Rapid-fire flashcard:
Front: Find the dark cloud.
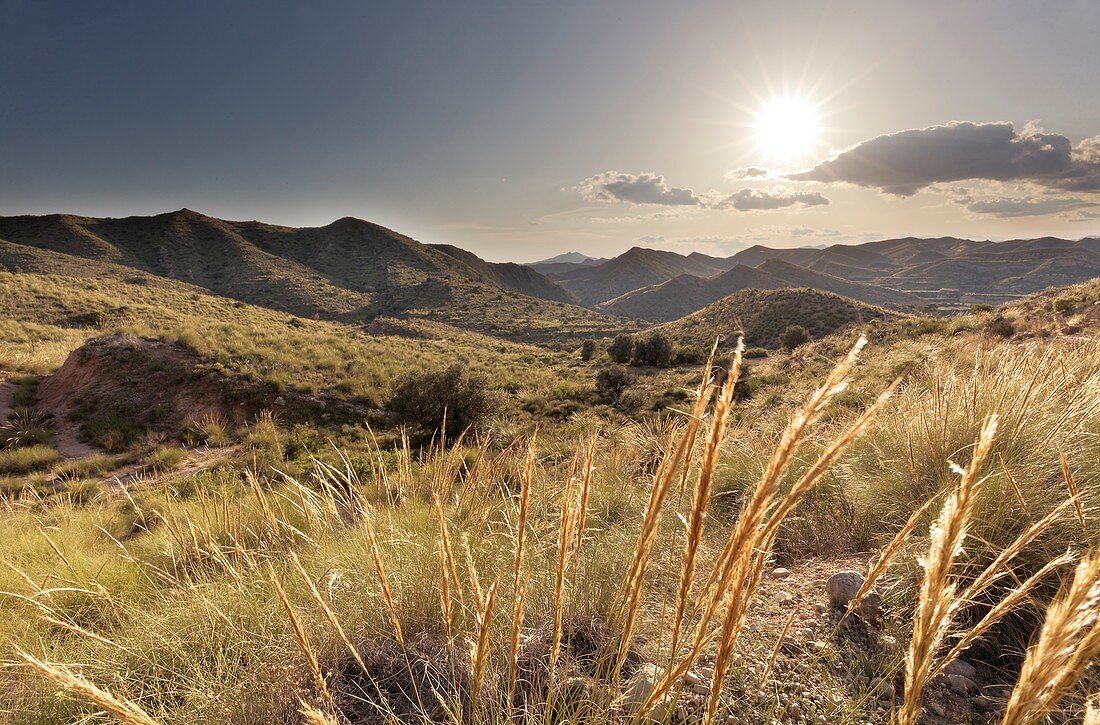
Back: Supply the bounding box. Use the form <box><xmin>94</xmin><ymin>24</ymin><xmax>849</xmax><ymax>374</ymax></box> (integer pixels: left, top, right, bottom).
<box><xmin>787</xmin><ymin>121</ymin><xmax>1100</xmax><ymax>195</ymax></box>
<box><xmin>725</xmin><ymin>167</ymin><xmax>770</xmax><ymax>179</ymax></box>
<box><xmin>715</xmin><ymin>187</ymin><xmax>830</xmax><ymax>211</ymax></box>
<box><xmin>962</xmin><ymin>195</ymin><xmax>1099</xmax><ymax>218</ymax></box>
<box><xmin>577</xmin><ymin>171</ymin><xmax>700</xmax><ymax>206</ymax></box>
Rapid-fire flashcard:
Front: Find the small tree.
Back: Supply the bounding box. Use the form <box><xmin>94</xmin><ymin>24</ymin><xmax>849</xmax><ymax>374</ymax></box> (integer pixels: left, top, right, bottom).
<box><xmin>780</xmin><ymin>324</ymin><xmax>810</xmax><ymax>350</ymax></box>
<box><xmin>580</xmin><ymin>338</ymin><xmax>599</xmax><ymax>361</ymax></box>
<box><xmin>595</xmin><ymin>365</ymin><xmax>634</xmax><ymax>403</ymax></box>
<box><xmin>607</xmin><ymin>334</ymin><xmax>635</xmax><ymax>363</ymax></box>
<box><xmin>388</xmin><ymin>364</ymin><xmax>496</xmax><ymax>441</ymax></box>
<box><xmin>632</xmin><ymin>331</ymin><xmax>673</xmax><ymax>367</ymax></box>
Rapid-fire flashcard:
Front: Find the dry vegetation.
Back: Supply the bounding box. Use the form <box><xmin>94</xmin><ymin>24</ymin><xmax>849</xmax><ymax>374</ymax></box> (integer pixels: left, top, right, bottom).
<box><xmin>0</xmin><ymin>278</ymin><xmax>1098</xmax><ymax>723</ymax></box>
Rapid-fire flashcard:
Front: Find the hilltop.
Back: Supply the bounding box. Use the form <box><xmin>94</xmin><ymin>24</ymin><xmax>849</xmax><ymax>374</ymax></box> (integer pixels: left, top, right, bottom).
<box><xmin>549</xmin><ymin>247</ymin><xmax>738</xmax><ymax>306</ymax></box>
<box><xmin>657</xmin><ymin>287</ymin><xmax>897</xmax><ymax>348</ymax></box>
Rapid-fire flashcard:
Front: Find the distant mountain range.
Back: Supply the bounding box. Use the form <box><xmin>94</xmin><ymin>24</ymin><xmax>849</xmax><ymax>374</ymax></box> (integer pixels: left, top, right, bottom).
<box><xmin>2</xmin><ymin>209</ymin><xmax>1097</xmax><ymax>344</ymax></box>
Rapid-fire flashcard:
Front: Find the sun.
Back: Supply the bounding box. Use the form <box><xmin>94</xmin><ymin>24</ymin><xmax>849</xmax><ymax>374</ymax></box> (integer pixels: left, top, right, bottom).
<box><xmin>754</xmin><ymin>95</ymin><xmax>820</xmax><ymax>164</ymax></box>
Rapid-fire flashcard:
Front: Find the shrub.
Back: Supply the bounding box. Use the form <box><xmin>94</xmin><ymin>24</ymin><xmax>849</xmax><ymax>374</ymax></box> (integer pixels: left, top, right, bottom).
<box><xmin>970</xmin><ymin>303</ymin><xmax>994</xmax><ymax>313</ymax></box>
<box><xmin>607</xmin><ymin>334</ymin><xmax>634</xmax><ymax>363</ymax></box>
<box><xmin>671</xmin><ymin>346</ymin><xmax>706</xmax><ymax>366</ymax></box>
<box><xmin>780</xmin><ymin>324</ymin><xmax>810</xmax><ymax>350</ymax></box>
<box><xmin>594</xmin><ymin>365</ymin><xmax>634</xmax><ymax>403</ymax></box>
<box><xmin>631</xmin><ymin>332</ymin><xmax>673</xmax><ymax>367</ymax></box>
<box><xmin>182</xmin><ymin>414</ymin><xmax>233</xmax><ymax>447</ymax></box>
<box><xmin>388</xmin><ymin>364</ymin><xmax>497</xmax><ymax>441</ymax></box>
<box><xmin>985</xmin><ymin>316</ymin><xmax>1016</xmax><ymax>338</ymax></box>
<box><xmin>743</xmin><ymin>347</ymin><xmax>769</xmax><ymax>359</ymax></box>
<box><xmin>580</xmin><ymin>339</ymin><xmax>599</xmax><ymax>361</ymax></box>
<box><xmin>144</xmin><ymin>445</ymin><xmax>186</xmax><ymax>472</ymax></box>
<box><xmin>1051</xmin><ymin>297</ymin><xmax>1076</xmax><ymax>313</ymax></box>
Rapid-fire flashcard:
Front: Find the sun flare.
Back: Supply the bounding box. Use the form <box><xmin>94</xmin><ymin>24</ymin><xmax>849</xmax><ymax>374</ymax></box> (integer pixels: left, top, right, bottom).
<box><xmin>754</xmin><ymin>95</ymin><xmax>820</xmax><ymax>164</ymax></box>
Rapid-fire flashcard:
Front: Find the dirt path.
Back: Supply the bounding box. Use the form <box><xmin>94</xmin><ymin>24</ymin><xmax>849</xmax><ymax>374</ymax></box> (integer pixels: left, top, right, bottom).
<box><xmin>50</xmin><ymin>418</ymin><xmax>99</xmax><ymax>459</ymax></box>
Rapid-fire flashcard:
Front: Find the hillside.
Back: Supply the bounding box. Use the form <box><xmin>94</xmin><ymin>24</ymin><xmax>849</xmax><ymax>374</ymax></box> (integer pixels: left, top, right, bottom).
<box><xmin>0</xmin><ymin>211</ymin><xmax>624</xmax><ymax>344</ymax></box>
<box><xmin>600</xmin><ymin>259</ymin><xmax>921</xmax><ymax>321</ymax></box>
<box><xmin>550</xmin><ymin>246</ymin><xmax>738</xmax><ymax>306</ymax></box>
<box><xmin>729</xmin><ymin>236</ymin><xmax>1100</xmax><ymax>305</ymax></box>
<box><xmin>657</xmin><ymin>287</ymin><xmax>897</xmax><ymax>348</ymax></box>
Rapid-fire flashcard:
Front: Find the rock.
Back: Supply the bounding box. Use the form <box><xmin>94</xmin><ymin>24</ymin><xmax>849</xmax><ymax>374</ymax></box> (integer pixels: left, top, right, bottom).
<box><xmin>943</xmin><ymin>659</ymin><xmax>977</xmax><ymax>679</ymax></box>
<box><xmin>946</xmin><ymin>674</ymin><xmax>979</xmax><ymax>695</ymax></box>
<box><xmin>871</xmin><ymin>678</ymin><xmax>895</xmax><ymax>702</ymax></box>
<box><xmin>622</xmin><ymin>663</ymin><xmax>663</xmax><ymax>714</ymax></box>
<box><xmin>926</xmin><ymin>701</ymin><xmax>946</xmax><ymax>717</ymax></box>
<box><xmin>972</xmin><ymin>695</ymin><xmax>999</xmax><ymax>711</ymax></box>
<box><xmin>857</xmin><ymin>591</ymin><xmax>883</xmax><ymax>623</ymax></box>
<box><xmin>780</xmin><ymin>636</ymin><xmax>801</xmax><ymax>655</ymax></box>
<box><xmin>556</xmin><ymin>676</ymin><xmax>594</xmax><ymax>705</ymax></box>
<box><xmin>825</xmin><ymin>571</ymin><xmax>864</xmax><ymax>607</ymax></box>
<box><xmin>273</xmin><ymin>396</ymin><xmax>286</xmax><ymax>406</ymax></box>
<box><xmin>771</xmin><ymin>567</ymin><xmax>792</xmax><ymax>579</ymax></box>
<box><xmin>777</xmin><ymin>590</ymin><xmax>795</xmax><ymax>606</ymax></box>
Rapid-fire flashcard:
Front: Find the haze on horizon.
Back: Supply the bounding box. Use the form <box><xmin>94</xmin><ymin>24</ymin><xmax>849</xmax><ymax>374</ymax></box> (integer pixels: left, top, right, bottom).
<box><xmin>2</xmin><ymin>0</ymin><xmax>1099</xmax><ymax>262</ymax></box>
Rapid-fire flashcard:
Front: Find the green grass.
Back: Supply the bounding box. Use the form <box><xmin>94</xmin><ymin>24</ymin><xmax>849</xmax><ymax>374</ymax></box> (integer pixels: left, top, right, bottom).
<box><xmin>0</xmin><ymin>444</ymin><xmax>60</xmax><ymax>475</ymax></box>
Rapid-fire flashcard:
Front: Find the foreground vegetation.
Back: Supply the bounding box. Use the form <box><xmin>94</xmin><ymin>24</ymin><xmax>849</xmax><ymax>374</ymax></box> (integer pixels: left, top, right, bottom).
<box><xmin>0</xmin><ymin>278</ymin><xmax>1098</xmax><ymax>723</ymax></box>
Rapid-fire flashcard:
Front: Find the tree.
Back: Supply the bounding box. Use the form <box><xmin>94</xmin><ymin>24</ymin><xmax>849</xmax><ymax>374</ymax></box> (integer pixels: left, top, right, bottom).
<box><xmin>780</xmin><ymin>324</ymin><xmax>810</xmax><ymax>350</ymax></box>
<box><xmin>388</xmin><ymin>364</ymin><xmax>497</xmax><ymax>441</ymax></box>
<box><xmin>632</xmin><ymin>331</ymin><xmax>673</xmax><ymax>367</ymax></box>
<box><xmin>580</xmin><ymin>338</ymin><xmax>599</xmax><ymax>361</ymax></box>
<box><xmin>595</xmin><ymin>365</ymin><xmax>634</xmax><ymax>403</ymax></box>
<box><xmin>607</xmin><ymin>334</ymin><xmax>635</xmax><ymax>363</ymax></box>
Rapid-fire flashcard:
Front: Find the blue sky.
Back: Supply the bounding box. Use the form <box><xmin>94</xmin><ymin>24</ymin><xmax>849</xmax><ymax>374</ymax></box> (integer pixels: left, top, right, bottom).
<box><xmin>2</xmin><ymin>0</ymin><xmax>1099</xmax><ymax>260</ymax></box>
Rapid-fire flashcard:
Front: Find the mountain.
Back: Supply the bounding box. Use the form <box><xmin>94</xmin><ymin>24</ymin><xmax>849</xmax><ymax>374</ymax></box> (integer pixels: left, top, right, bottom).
<box><xmin>0</xmin><ymin>210</ymin><xmax>622</xmax><ymax>344</ymax></box>
<box><xmin>728</xmin><ymin>236</ymin><xmax>1100</xmax><ymax>303</ymax></box>
<box><xmin>551</xmin><ymin>247</ymin><xmax>738</xmax><ymax>306</ymax></box>
<box><xmin>527</xmin><ymin>251</ymin><xmax>608</xmax><ymax>276</ymax></box>
<box><xmin>657</xmin><ymin>288</ymin><xmax>897</xmax><ymax>349</ymax></box>
<box><xmin>599</xmin><ymin>258</ymin><xmax>923</xmax><ymax>321</ymax></box>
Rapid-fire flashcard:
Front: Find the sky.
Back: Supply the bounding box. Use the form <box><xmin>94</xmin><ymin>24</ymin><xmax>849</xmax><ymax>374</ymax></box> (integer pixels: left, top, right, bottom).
<box><xmin>2</xmin><ymin>0</ymin><xmax>1099</xmax><ymax>262</ymax></box>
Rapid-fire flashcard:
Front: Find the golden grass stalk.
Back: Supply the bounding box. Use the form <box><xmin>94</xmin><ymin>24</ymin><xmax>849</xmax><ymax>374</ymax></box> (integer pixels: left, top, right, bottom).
<box><xmin>550</xmin><ymin>472</ymin><xmax>579</xmax><ymax>679</ymax></box>
<box><xmin>676</xmin><ymin>336</ymin><xmax>721</xmax><ymax>496</ymax></box>
<box><xmin>270</xmin><ymin>565</ymin><xmax>338</xmax><ymax>713</ymax></box>
<box><xmin>573</xmin><ymin>434</ymin><xmax>597</xmax><ymax>568</ymax></box>
<box><xmin>671</xmin><ymin>337</ymin><xmax>743</xmax><ymax>652</ymax></box>
<box><xmin>615</xmin><ymin>362</ymin><xmax>719</xmax><ymax>677</ymax></box>
<box><xmin>17</xmin><ymin>649</ymin><xmax>162</xmax><ymax>725</ymax></box>
<box><xmin>934</xmin><ymin>551</ymin><xmax>1074</xmax><ymax>677</ymax></box>
<box><xmin>898</xmin><ymin>414</ymin><xmax>998</xmax><ymax>725</ymax></box>
<box><xmin>471</xmin><ymin>578</ymin><xmax>500</xmax><ymax>717</ymax></box>
<box><xmin>299</xmin><ymin>701</ymin><xmax>339</xmax><ymax>725</ymax></box>
<box><xmin>1000</xmin><ymin>455</ymin><xmax>1030</xmax><ymax>518</ymax></box>
<box><xmin>1059</xmin><ymin>448</ymin><xmax>1086</xmax><ymax>531</ymax></box>
<box><xmin>1085</xmin><ymin>695</ymin><xmax>1100</xmax><ymax>725</ymax></box>
<box><xmin>289</xmin><ymin>552</ymin><xmax>367</xmax><ymax>675</ymax></box>
<box><xmin>846</xmin><ymin>495</ymin><xmax>938</xmax><ymax>618</ymax></box>
<box><xmin>364</xmin><ymin>508</ymin><xmax>404</xmax><ymax>645</ymax></box>
<box><xmin>1002</xmin><ymin>553</ymin><xmax>1100</xmax><ymax>725</ymax></box>
<box><xmin>436</xmin><ymin>497</ymin><xmax>464</xmax><ymax>610</ymax></box>
<box><xmin>641</xmin><ymin>336</ymin><xmax>871</xmax><ymax>721</ymax></box>
<box><xmin>758</xmin><ymin>606</ymin><xmax>798</xmax><ymax>691</ymax></box>
<box><xmin>507</xmin><ymin>436</ymin><xmax>535</xmax><ymax>706</ymax></box>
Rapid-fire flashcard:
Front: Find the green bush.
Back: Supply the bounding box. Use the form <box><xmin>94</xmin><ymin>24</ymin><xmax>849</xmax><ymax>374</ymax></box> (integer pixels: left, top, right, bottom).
<box><xmin>388</xmin><ymin>364</ymin><xmax>497</xmax><ymax>441</ymax></box>
<box><xmin>631</xmin><ymin>332</ymin><xmax>673</xmax><ymax>367</ymax></box>
<box><xmin>1052</xmin><ymin>297</ymin><xmax>1076</xmax><ymax>313</ymax></box>
<box><xmin>595</xmin><ymin>365</ymin><xmax>634</xmax><ymax>404</ymax></box>
<box><xmin>580</xmin><ymin>339</ymin><xmax>599</xmax><ymax>361</ymax></box>
<box><xmin>780</xmin><ymin>324</ymin><xmax>810</xmax><ymax>350</ymax></box>
<box><xmin>144</xmin><ymin>445</ymin><xmax>187</xmax><ymax>472</ymax></box>
<box><xmin>607</xmin><ymin>334</ymin><xmax>634</xmax><ymax>363</ymax></box>
<box><xmin>743</xmin><ymin>347</ymin><xmax>769</xmax><ymax>359</ymax></box>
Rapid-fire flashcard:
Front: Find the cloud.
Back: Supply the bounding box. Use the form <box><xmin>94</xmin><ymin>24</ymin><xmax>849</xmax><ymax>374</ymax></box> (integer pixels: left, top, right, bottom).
<box><xmin>961</xmin><ymin>196</ymin><xmax>1099</xmax><ymax>218</ymax></box>
<box><xmin>787</xmin><ymin>121</ymin><xmax>1100</xmax><ymax>195</ymax></box>
<box><xmin>577</xmin><ymin>171</ymin><xmax>700</xmax><ymax>206</ymax></box>
<box><xmin>725</xmin><ymin>167</ymin><xmax>770</xmax><ymax>180</ymax></box>
<box><xmin>638</xmin><ymin>235</ymin><xmax>748</xmax><ymax>256</ymax></box>
<box><xmin>715</xmin><ymin>187</ymin><xmax>830</xmax><ymax>211</ymax></box>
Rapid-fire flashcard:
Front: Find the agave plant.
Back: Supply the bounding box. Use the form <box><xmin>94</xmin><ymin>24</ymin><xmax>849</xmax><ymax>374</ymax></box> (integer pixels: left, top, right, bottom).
<box><xmin>0</xmin><ymin>407</ymin><xmax>54</xmax><ymax>449</ymax></box>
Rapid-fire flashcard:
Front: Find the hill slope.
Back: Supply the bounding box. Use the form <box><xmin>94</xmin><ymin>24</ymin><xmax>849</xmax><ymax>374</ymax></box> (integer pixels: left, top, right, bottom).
<box><xmin>599</xmin><ymin>259</ymin><xmax>921</xmax><ymax>321</ymax></box>
<box><xmin>0</xmin><ymin>211</ymin><xmax>621</xmax><ymax>344</ymax></box>
<box><xmin>657</xmin><ymin>288</ymin><xmax>897</xmax><ymax>348</ymax></box>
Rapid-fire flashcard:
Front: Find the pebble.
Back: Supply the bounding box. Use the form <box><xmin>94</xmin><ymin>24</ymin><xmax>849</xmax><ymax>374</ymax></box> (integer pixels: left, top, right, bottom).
<box><xmin>771</xmin><ymin>567</ymin><xmax>792</xmax><ymax>579</ymax></box>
